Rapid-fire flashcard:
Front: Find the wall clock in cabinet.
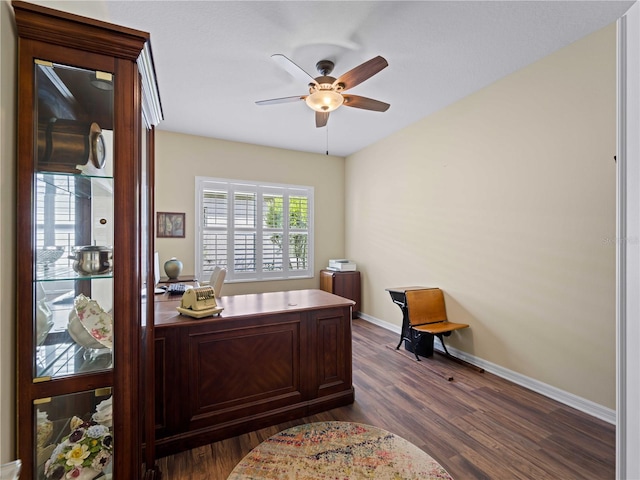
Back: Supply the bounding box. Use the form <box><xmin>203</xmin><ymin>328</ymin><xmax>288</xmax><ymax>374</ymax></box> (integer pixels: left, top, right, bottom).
<box><xmin>13</xmin><ymin>1</ymin><xmax>163</xmax><ymax>478</ymax></box>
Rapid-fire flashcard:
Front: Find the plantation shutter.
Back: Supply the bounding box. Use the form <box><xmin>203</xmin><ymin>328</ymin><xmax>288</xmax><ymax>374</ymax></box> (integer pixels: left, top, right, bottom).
<box><xmin>196</xmin><ymin>177</ymin><xmax>314</xmax><ymax>283</ymax></box>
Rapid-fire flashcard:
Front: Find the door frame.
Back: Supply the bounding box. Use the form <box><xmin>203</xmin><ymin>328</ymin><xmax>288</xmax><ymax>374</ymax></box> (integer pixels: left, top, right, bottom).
<box><xmin>616</xmin><ymin>3</ymin><xmax>640</xmax><ymax>478</ymax></box>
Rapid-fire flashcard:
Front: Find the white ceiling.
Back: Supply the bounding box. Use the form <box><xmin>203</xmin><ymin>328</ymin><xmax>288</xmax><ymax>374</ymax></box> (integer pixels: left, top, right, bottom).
<box><xmin>39</xmin><ymin>1</ymin><xmax>634</xmax><ymax>157</ymax></box>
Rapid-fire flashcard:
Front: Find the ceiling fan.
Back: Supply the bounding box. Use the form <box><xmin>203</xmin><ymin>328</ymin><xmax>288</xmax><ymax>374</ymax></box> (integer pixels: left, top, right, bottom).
<box><xmin>256</xmin><ymin>54</ymin><xmax>390</xmax><ymax>128</ymax></box>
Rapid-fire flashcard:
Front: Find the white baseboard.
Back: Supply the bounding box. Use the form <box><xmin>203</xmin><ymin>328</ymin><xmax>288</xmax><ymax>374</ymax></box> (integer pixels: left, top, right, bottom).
<box><xmin>357</xmin><ymin>313</ymin><xmax>616</xmax><ymax>425</ymax></box>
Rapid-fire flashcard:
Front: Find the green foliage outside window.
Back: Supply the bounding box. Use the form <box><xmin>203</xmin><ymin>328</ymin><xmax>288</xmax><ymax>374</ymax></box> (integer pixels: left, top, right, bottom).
<box><xmin>264</xmin><ymin>196</ymin><xmax>308</xmax><ymax>270</ymax></box>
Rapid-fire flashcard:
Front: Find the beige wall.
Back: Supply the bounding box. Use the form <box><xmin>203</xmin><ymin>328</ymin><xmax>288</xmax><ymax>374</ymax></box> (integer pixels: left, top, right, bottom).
<box><xmin>1</xmin><ymin>0</ymin><xmax>16</xmax><ymax>462</ymax></box>
<box><xmin>346</xmin><ymin>24</ymin><xmax>617</xmax><ymax>408</ymax></box>
<box><xmin>155</xmin><ymin>131</ymin><xmax>345</xmax><ymax>296</ymax></box>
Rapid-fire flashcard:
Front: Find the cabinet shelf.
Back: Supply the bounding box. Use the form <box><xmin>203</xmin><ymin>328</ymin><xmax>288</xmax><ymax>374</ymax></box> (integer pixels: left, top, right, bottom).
<box><xmin>36</xmin><ymin>293</ymin><xmax>113</xmax><ymax>379</ymax></box>
<box><xmin>36</xmin><ymin>341</ymin><xmax>112</xmax><ymax>379</ymax></box>
<box><xmin>35</xmin><ymin>170</ymin><xmax>114</xmax><ymax>278</ymax></box>
<box><xmin>35</xmin><ymin>265</ymin><xmax>113</xmax><ymax>282</ymax></box>
<box><xmin>37</xmin><ymin>173</ymin><xmax>113</xmax><ymax>199</ymax></box>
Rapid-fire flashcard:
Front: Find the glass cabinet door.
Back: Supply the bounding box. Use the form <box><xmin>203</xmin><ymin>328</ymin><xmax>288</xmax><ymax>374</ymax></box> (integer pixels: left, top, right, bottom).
<box><xmin>35</xmin><ymin>389</ymin><xmax>112</xmax><ymax>479</ymax></box>
<box><xmin>32</xmin><ymin>59</ymin><xmax>115</xmax><ymax>479</ymax></box>
<box><xmin>34</xmin><ymin>60</ymin><xmax>115</xmax><ymax>380</ymax></box>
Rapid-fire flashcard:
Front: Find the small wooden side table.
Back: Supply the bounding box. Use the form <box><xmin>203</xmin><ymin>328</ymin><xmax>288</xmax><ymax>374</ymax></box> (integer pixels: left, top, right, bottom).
<box><xmin>320</xmin><ymin>270</ymin><xmax>361</xmax><ymax>319</ymax></box>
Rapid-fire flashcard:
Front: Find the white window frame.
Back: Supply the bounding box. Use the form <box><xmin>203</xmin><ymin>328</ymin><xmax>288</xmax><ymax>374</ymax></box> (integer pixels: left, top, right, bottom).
<box><xmin>195</xmin><ymin>176</ymin><xmax>314</xmax><ymax>283</ymax></box>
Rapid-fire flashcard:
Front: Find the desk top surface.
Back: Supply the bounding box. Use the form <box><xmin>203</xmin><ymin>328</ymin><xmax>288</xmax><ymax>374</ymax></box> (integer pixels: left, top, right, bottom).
<box><xmin>154</xmin><ymin>288</ymin><xmax>355</xmax><ymax>327</ymax></box>
<box><xmin>159</xmin><ymin>275</ymin><xmax>198</xmax><ymax>284</ymax></box>
<box><xmin>385</xmin><ymin>286</ymin><xmax>435</xmax><ymax>294</ymax></box>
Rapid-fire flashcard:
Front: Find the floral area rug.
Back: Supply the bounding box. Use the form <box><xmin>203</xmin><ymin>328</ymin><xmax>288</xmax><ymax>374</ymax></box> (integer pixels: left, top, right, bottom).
<box><xmin>227</xmin><ymin>421</ymin><xmax>453</xmax><ymax>480</ymax></box>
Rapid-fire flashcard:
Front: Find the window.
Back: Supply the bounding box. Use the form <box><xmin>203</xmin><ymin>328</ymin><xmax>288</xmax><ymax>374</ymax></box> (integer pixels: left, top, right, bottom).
<box><xmin>36</xmin><ymin>174</ymin><xmax>77</xmax><ymax>251</ymax></box>
<box><xmin>36</xmin><ymin>174</ymin><xmax>78</xmax><ymax>298</ymax></box>
<box><xmin>196</xmin><ymin>177</ymin><xmax>314</xmax><ymax>283</ymax></box>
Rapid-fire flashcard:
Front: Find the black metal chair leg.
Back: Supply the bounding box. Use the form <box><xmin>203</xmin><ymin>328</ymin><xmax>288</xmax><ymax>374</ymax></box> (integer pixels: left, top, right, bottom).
<box><xmin>397</xmin><ymin>315</ymin><xmax>410</xmax><ymax>351</ymax></box>
<box><xmin>412</xmin><ymin>344</ymin><xmax>421</xmax><ymax>361</ymax></box>
<box><xmin>434</xmin><ymin>333</ymin><xmax>485</xmax><ymax>373</ymax></box>
<box><xmin>436</xmin><ymin>333</ymin><xmax>450</xmax><ymax>355</ymax></box>
<box><xmin>411</xmin><ymin>330</ymin><xmax>422</xmax><ymax>361</ymax></box>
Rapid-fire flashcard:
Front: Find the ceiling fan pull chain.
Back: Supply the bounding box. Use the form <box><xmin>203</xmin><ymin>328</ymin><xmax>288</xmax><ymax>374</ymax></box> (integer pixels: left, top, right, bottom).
<box><xmin>326</xmin><ymin>124</ymin><xmax>329</xmax><ymax>156</ymax></box>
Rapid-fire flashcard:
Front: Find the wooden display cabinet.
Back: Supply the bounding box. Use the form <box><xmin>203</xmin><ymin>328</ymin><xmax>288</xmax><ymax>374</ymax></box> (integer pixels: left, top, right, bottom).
<box><xmin>13</xmin><ymin>2</ymin><xmax>162</xmax><ymax>478</ymax></box>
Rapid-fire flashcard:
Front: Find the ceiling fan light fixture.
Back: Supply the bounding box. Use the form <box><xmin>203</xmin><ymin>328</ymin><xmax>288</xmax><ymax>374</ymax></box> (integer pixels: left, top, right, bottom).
<box><xmin>305</xmin><ymin>90</ymin><xmax>344</xmax><ymax>113</ymax></box>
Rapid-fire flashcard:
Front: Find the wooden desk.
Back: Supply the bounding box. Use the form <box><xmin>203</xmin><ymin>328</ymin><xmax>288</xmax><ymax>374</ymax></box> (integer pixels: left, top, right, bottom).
<box><xmin>154</xmin><ymin>289</ymin><xmax>355</xmax><ymax>457</ymax></box>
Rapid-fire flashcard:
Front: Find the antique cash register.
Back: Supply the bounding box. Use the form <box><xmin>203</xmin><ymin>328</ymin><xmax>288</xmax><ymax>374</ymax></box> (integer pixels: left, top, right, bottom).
<box><xmin>176</xmin><ymin>286</ymin><xmax>223</xmax><ymax>318</ymax></box>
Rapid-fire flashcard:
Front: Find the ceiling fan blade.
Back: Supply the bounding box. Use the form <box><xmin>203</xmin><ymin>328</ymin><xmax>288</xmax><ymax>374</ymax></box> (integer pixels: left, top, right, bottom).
<box><xmin>255</xmin><ymin>95</ymin><xmax>306</xmax><ymax>106</ymax></box>
<box><xmin>333</xmin><ymin>56</ymin><xmax>388</xmax><ymax>91</ymax></box>
<box><xmin>316</xmin><ymin>111</ymin><xmax>329</xmax><ymax>128</ymax></box>
<box><xmin>342</xmin><ymin>94</ymin><xmax>390</xmax><ymax>112</ymax></box>
<box><xmin>272</xmin><ymin>54</ymin><xmax>318</xmax><ymax>86</ymax></box>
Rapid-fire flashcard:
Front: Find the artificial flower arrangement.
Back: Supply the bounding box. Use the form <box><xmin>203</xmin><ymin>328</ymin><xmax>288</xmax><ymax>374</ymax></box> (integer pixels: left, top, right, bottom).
<box><xmin>43</xmin><ymin>415</ymin><xmax>113</xmax><ymax>479</ymax></box>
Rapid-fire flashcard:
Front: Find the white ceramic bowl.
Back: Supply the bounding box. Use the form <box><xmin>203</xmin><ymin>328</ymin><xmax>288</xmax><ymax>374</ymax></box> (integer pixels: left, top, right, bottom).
<box><xmin>73</xmin><ymin>294</ymin><xmax>113</xmax><ymax>349</ymax></box>
<box><xmin>68</xmin><ymin>309</ymin><xmax>106</xmax><ymax>350</ymax></box>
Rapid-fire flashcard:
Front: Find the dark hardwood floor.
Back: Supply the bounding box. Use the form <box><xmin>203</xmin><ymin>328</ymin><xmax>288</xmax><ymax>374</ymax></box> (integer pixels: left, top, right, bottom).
<box><xmin>156</xmin><ymin>318</ymin><xmax>615</xmax><ymax>479</ymax></box>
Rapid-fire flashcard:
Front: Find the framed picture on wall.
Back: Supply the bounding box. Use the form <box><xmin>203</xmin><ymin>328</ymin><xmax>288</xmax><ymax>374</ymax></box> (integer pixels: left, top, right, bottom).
<box><xmin>157</xmin><ymin>212</ymin><xmax>185</xmax><ymax>238</ymax></box>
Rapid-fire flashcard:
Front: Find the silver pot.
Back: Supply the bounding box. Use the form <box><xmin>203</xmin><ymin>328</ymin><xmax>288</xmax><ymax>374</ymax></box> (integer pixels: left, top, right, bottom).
<box><xmin>69</xmin><ymin>246</ymin><xmax>113</xmax><ymax>275</ymax></box>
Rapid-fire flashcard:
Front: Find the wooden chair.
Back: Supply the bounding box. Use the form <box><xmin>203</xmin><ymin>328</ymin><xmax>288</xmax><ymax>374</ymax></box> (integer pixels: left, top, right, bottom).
<box><xmin>398</xmin><ymin>288</ymin><xmax>469</xmax><ymax>362</ymax></box>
